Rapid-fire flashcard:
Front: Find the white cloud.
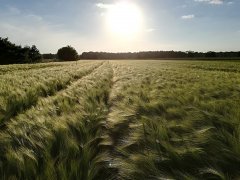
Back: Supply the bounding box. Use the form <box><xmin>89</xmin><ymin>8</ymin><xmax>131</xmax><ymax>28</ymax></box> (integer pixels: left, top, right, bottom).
<box><xmin>194</xmin><ymin>0</ymin><xmax>224</xmax><ymax>5</ymax></box>
<box><xmin>7</xmin><ymin>6</ymin><xmax>21</xmax><ymax>15</ymax></box>
<box><xmin>146</xmin><ymin>28</ymin><xmax>156</xmax><ymax>32</ymax></box>
<box><xmin>227</xmin><ymin>1</ymin><xmax>234</xmax><ymax>5</ymax></box>
<box><xmin>181</xmin><ymin>14</ymin><xmax>195</xmax><ymax>19</ymax></box>
<box><xmin>26</xmin><ymin>14</ymin><xmax>43</xmax><ymax>21</ymax></box>
<box><xmin>209</xmin><ymin>0</ymin><xmax>224</xmax><ymax>4</ymax></box>
<box><xmin>195</xmin><ymin>0</ymin><xmax>210</xmax><ymax>2</ymax></box>
<box><xmin>96</xmin><ymin>3</ymin><xmax>113</xmax><ymax>9</ymax></box>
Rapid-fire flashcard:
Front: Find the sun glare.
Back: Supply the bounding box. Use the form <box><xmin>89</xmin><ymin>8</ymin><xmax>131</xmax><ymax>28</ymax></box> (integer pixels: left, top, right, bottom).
<box><xmin>106</xmin><ymin>2</ymin><xmax>143</xmax><ymax>38</ymax></box>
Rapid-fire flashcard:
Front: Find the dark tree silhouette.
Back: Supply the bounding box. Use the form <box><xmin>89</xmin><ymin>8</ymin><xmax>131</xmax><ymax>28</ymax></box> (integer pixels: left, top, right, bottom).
<box><xmin>42</xmin><ymin>53</ymin><xmax>57</xmax><ymax>59</ymax></box>
<box><xmin>57</xmin><ymin>46</ymin><xmax>78</xmax><ymax>61</ymax></box>
<box><xmin>205</xmin><ymin>51</ymin><xmax>216</xmax><ymax>58</ymax></box>
<box><xmin>29</xmin><ymin>45</ymin><xmax>42</xmax><ymax>63</ymax></box>
<box><xmin>79</xmin><ymin>51</ymin><xmax>240</xmax><ymax>60</ymax></box>
<box><xmin>0</xmin><ymin>37</ymin><xmax>42</xmax><ymax>65</ymax></box>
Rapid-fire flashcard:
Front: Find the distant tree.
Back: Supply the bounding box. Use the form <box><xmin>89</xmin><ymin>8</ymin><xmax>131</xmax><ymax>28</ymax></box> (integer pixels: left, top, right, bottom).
<box><xmin>238</xmin><ymin>51</ymin><xmax>240</xmax><ymax>57</ymax></box>
<box><xmin>80</xmin><ymin>50</ymin><xmax>240</xmax><ymax>60</ymax></box>
<box><xmin>29</xmin><ymin>45</ymin><xmax>42</xmax><ymax>63</ymax></box>
<box><xmin>205</xmin><ymin>51</ymin><xmax>216</xmax><ymax>58</ymax></box>
<box><xmin>57</xmin><ymin>46</ymin><xmax>78</xmax><ymax>61</ymax></box>
<box><xmin>187</xmin><ymin>51</ymin><xmax>195</xmax><ymax>58</ymax></box>
<box><xmin>42</xmin><ymin>53</ymin><xmax>57</xmax><ymax>59</ymax></box>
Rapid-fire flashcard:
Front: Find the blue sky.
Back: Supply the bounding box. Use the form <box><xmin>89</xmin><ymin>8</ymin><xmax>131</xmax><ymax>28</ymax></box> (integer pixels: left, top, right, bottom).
<box><xmin>0</xmin><ymin>0</ymin><xmax>239</xmax><ymax>53</ymax></box>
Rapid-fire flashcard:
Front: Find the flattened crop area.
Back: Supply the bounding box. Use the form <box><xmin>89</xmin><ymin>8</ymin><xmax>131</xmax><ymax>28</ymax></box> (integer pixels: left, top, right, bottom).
<box><xmin>0</xmin><ymin>60</ymin><xmax>240</xmax><ymax>179</ymax></box>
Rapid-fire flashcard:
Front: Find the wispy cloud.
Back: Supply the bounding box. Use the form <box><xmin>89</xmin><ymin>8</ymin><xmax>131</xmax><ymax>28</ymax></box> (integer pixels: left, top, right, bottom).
<box><xmin>0</xmin><ymin>6</ymin><xmax>86</xmax><ymax>53</ymax></box>
<box><xmin>7</xmin><ymin>6</ymin><xmax>21</xmax><ymax>15</ymax></box>
<box><xmin>227</xmin><ymin>1</ymin><xmax>234</xmax><ymax>5</ymax></box>
<box><xmin>96</xmin><ymin>3</ymin><xmax>113</xmax><ymax>9</ymax></box>
<box><xmin>181</xmin><ymin>14</ymin><xmax>195</xmax><ymax>20</ymax></box>
<box><xmin>146</xmin><ymin>28</ymin><xmax>156</xmax><ymax>32</ymax></box>
<box><xmin>26</xmin><ymin>14</ymin><xmax>43</xmax><ymax>21</ymax></box>
<box><xmin>194</xmin><ymin>0</ymin><xmax>224</xmax><ymax>5</ymax></box>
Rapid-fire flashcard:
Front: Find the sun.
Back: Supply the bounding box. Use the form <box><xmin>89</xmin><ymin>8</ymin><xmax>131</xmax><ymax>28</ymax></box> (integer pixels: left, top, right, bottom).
<box><xmin>105</xmin><ymin>2</ymin><xmax>143</xmax><ymax>38</ymax></box>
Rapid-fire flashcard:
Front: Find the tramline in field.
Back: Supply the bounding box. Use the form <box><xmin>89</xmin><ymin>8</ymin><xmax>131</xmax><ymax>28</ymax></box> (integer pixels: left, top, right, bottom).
<box><xmin>0</xmin><ymin>61</ymin><xmax>103</xmax><ymax>126</ymax></box>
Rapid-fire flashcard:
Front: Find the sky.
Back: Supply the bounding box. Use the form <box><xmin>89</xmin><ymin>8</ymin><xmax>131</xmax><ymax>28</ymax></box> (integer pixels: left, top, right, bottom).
<box><xmin>0</xmin><ymin>0</ymin><xmax>239</xmax><ymax>54</ymax></box>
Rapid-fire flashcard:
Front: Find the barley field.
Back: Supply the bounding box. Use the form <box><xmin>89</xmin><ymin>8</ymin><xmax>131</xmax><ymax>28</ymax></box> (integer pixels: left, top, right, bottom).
<box><xmin>0</xmin><ymin>60</ymin><xmax>240</xmax><ymax>179</ymax></box>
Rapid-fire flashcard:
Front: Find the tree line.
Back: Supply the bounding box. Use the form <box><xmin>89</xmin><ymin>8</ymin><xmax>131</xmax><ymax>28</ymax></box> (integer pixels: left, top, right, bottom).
<box><xmin>0</xmin><ymin>37</ymin><xmax>42</xmax><ymax>65</ymax></box>
<box><xmin>79</xmin><ymin>51</ymin><xmax>240</xmax><ymax>60</ymax></box>
<box><xmin>42</xmin><ymin>51</ymin><xmax>240</xmax><ymax>61</ymax></box>
<box><xmin>1</xmin><ymin>37</ymin><xmax>240</xmax><ymax>65</ymax></box>
<box><xmin>0</xmin><ymin>38</ymin><xmax>78</xmax><ymax>64</ymax></box>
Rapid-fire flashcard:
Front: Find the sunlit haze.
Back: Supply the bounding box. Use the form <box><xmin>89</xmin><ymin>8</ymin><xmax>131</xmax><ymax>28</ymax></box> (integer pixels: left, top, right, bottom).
<box><xmin>0</xmin><ymin>0</ymin><xmax>239</xmax><ymax>53</ymax></box>
<box><xmin>105</xmin><ymin>2</ymin><xmax>143</xmax><ymax>39</ymax></box>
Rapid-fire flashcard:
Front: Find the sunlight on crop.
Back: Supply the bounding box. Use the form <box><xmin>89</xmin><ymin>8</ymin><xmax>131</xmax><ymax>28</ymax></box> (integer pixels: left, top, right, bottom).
<box><xmin>1</xmin><ymin>60</ymin><xmax>240</xmax><ymax>179</ymax></box>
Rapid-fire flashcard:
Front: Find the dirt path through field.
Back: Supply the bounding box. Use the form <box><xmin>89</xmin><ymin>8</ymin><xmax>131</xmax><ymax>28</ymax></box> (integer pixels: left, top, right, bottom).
<box><xmin>105</xmin><ymin>62</ymin><xmax>140</xmax><ymax>177</ymax></box>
